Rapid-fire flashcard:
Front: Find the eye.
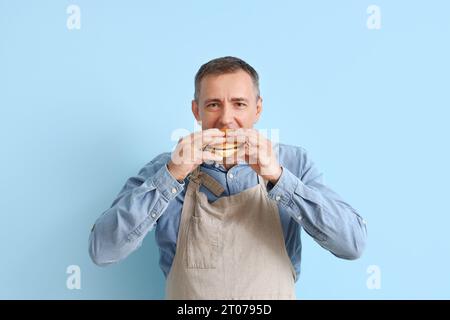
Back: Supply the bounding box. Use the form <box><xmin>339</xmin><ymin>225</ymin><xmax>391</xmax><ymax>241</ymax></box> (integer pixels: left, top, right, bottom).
<box><xmin>235</xmin><ymin>102</ymin><xmax>247</xmax><ymax>108</ymax></box>
<box><xmin>206</xmin><ymin>103</ymin><xmax>219</xmax><ymax>109</ymax></box>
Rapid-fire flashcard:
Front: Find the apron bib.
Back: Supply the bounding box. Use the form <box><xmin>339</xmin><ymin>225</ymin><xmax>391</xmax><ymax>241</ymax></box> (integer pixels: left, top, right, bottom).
<box><xmin>166</xmin><ymin>166</ymin><xmax>296</xmax><ymax>299</ymax></box>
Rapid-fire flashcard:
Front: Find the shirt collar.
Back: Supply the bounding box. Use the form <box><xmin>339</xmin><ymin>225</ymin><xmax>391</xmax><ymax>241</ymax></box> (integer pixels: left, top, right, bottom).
<box><xmin>201</xmin><ymin>160</ymin><xmax>248</xmax><ymax>172</ymax></box>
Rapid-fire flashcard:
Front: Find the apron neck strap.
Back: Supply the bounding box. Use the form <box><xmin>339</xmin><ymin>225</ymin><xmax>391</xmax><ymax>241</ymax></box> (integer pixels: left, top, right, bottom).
<box><xmin>188</xmin><ymin>166</ymin><xmax>225</xmax><ymax>197</ymax></box>
<box><xmin>187</xmin><ymin>167</ymin><xmax>201</xmax><ymax>185</ymax></box>
<box><xmin>257</xmin><ymin>174</ymin><xmax>268</xmax><ymax>191</ymax></box>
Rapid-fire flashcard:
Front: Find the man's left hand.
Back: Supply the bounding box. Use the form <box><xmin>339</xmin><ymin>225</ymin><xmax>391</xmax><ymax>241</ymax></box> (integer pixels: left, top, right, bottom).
<box><xmin>226</xmin><ymin>129</ymin><xmax>282</xmax><ymax>184</ymax></box>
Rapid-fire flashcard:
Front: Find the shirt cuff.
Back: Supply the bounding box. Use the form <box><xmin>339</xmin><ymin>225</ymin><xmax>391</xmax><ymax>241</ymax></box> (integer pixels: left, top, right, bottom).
<box><xmin>267</xmin><ymin>166</ymin><xmax>299</xmax><ymax>208</ymax></box>
<box><xmin>150</xmin><ymin>164</ymin><xmax>185</xmax><ymax>201</ymax></box>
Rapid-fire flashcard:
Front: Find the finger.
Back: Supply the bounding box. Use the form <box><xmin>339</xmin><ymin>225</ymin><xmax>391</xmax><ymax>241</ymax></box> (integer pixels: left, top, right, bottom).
<box><xmin>226</xmin><ymin>132</ymin><xmax>259</xmax><ymax>147</ymax></box>
<box><xmin>191</xmin><ymin>131</ymin><xmax>225</xmax><ymax>147</ymax></box>
<box><xmin>245</xmin><ymin>131</ymin><xmax>263</xmax><ymax>146</ymax></box>
<box><xmin>225</xmin><ymin>128</ymin><xmax>254</xmax><ymax>136</ymax></box>
<box><xmin>207</xmin><ymin>137</ymin><xmax>227</xmax><ymax>147</ymax></box>
<box><xmin>225</xmin><ymin>135</ymin><xmax>247</xmax><ymax>145</ymax></box>
<box><xmin>244</xmin><ymin>142</ymin><xmax>259</xmax><ymax>165</ymax></box>
<box><xmin>202</xmin><ymin>136</ymin><xmax>226</xmax><ymax>146</ymax></box>
<box><xmin>191</xmin><ymin>128</ymin><xmax>224</xmax><ymax>137</ymax></box>
<box><xmin>224</xmin><ymin>129</ymin><xmax>242</xmax><ymax>137</ymax></box>
<box><xmin>247</xmin><ymin>133</ymin><xmax>273</xmax><ymax>153</ymax></box>
<box><xmin>226</xmin><ymin>129</ymin><xmax>261</xmax><ymax>146</ymax></box>
<box><xmin>202</xmin><ymin>128</ymin><xmax>226</xmax><ymax>137</ymax></box>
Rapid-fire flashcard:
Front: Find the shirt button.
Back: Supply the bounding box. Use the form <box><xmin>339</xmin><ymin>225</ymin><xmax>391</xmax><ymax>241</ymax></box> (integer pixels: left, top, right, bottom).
<box><xmin>214</xmin><ymin>163</ymin><xmax>220</xmax><ymax>168</ymax></box>
<box><xmin>171</xmin><ymin>187</ymin><xmax>177</xmax><ymax>194</ymax></box>
<box><xmin>275</xmin><ymin>195</ymin><xmax>281</xmax><ymax>201</ymax></box>
<box><xmin>228</xmin><ymin>173</ymin><xmax>234</xmax><ymax>179</ymax></box>
<box><xmin>151</xmin><ymin>213</ymin><xmax>156</xmax><ymax>218</ymax></box>
<box><xmin>297</xmin><ymin>215</ymin><xmax>302</xmax><ymax>221</ymax></box>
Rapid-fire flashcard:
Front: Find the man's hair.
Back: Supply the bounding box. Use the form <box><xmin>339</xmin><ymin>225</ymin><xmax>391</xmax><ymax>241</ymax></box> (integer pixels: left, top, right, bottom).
<box><xmin>194</xmin><ymin>56</ymin><xmax>260</xmax><ymax>102</ymax></box>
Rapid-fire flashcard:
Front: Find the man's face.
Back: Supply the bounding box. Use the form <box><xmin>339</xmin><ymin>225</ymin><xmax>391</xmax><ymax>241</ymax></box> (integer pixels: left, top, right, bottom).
<box><xmin>192</xmin><ymin>70</ymin><xmax>262</xmax><ymax>130</ymax></box>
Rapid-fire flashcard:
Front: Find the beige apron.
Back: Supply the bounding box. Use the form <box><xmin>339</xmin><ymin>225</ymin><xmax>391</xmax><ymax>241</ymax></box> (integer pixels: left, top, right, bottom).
<box><xmin>166</xmin><ymin>166</ymin><xmax>296</xmax><ymax>300</ymax></box>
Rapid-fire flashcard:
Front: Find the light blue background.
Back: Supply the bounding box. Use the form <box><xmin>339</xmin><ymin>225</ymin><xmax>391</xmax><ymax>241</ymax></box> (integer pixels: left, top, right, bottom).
<box><xmin>1</xmin><ymin>0</ymin><xmax>449</xmax><ymax>299</ymax></box>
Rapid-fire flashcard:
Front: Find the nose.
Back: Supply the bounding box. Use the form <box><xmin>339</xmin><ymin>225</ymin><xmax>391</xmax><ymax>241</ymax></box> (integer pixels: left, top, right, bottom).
<box><xmin>218</xmin><ymin>104</ymin><xmax>235</xmax><ymax>128</ymax></box>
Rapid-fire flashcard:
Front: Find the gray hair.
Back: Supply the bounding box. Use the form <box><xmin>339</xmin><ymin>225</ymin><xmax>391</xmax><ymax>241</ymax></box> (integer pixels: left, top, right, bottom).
<box><xmin>194</xmin><ymin>56</ymin><xmax>260</xmax><ymax>102</ymax></box>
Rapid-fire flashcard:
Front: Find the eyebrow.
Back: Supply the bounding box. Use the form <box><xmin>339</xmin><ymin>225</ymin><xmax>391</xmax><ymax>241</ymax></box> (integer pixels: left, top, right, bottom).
<box><xmin>203</xmin><ymin>97</ymin><xmax>249</xmax><ymax>105</ymax></box>
<box><xmin>230</xmin><ymin>97</ymin><xmax>249</xmax><ymax>103</ymax></box>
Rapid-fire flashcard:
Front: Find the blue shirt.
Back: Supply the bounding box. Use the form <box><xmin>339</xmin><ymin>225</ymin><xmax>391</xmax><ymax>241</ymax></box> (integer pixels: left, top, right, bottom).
<box><xmin>89</xmin><ymin>143</ymin><xmax>367</xmax><ymax>281</ymax></box>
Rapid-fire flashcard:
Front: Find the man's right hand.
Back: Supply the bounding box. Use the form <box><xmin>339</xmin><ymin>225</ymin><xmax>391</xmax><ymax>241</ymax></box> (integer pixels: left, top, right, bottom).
<box><xmin>167</xmin><ymin>128</ymin><xmax>225</xmax><ymax>181</ymax></box>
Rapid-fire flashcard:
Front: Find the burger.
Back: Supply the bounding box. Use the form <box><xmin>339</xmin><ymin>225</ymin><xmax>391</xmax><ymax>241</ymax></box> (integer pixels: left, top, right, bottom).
<box><xmin>207</xmin><ymin>128</ymin><xmax>243</xmax><ymax>158</ymax></box>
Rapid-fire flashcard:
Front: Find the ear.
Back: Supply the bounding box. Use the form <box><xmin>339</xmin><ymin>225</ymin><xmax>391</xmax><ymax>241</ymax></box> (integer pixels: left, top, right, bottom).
<box><xmin>255</xmin><ymin>96</ymin><xmax>263</xmax><ymax>123</ymax></box>
<box><xmin>192</xmin><ymin>99</ymin><xmax>200</xmax><ymax>121</ymax></box>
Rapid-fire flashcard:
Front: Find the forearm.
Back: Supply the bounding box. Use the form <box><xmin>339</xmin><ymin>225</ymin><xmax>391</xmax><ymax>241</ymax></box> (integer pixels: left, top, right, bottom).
<box><xmin>89</xmin><ymin>163</ymin><xmax>184</xmax><ymax>266</ymax></box>
<box><xmin>268</xmin><ymin>166</ymin><xmax>367</xmax><ymax>260</ymax></box>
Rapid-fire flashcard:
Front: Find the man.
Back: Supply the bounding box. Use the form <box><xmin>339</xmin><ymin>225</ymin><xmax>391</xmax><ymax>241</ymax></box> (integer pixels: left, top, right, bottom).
<box><xmin>89</xmin><ymin>56</ymin><xmax>367</xmax><ymax>300</ymax></box>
